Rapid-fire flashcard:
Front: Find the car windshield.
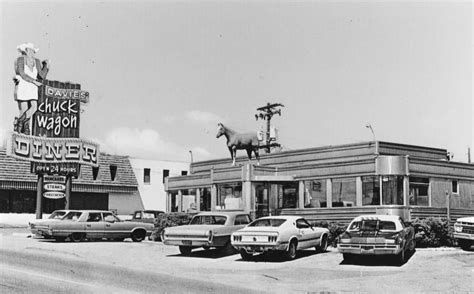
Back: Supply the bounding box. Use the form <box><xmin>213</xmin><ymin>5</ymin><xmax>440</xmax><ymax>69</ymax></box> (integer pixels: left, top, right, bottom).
<box><xmin>142</xmin><ymin>212</ymin><xmax>156</xmax><ymax>219</ymax></box>
<box><xmin>190</xmin><ymin>215</ymin><xmax>227</xmax><ymax>225</ymax></box>
<box><xmin>62</xmin><ymin>211</ymin><xmax>82</xmax><ymax>221</ymax></box>
<box><xmin>48</xmin><ymin>211</ymin><xmax>66</xmax><ymax>219</ymax></box>
<box><xmin>248</xmin><ymin>218</ymin><xmax>286</xmax><ymax>227</ymax></box>
<box><xmin>348</xmin><ymin>220</ymin><xmax>397</xmax><ymax>231</ymax></box>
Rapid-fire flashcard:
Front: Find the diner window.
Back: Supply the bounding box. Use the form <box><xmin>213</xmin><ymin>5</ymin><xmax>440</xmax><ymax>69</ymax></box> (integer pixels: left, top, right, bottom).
<box><xmin>332</xmin><ymin>178</ymin><xmax>356</xmax><ymax>207</ymax></box>
<box><xmin>382</xmin><ymin>176</ymin><xmax>404</xmax><ymax>205</ymax></box>
<box><xmin>181</xmin><ymin>170</ymin><xmax>188</xmax><ymax>176</ymax></box>
<box><xmin>144</xmin><ymin>168</ymin><xmax>151</xmax><ymax>184</ymax></box>
<box><xmin>362</xmin><ymin>176</ymin><xmax>380</xmax><ymax>206</ymax></box>
<box><xmin>409</xmin><ymin>177</ymin><xmax>429</xmax><ymax>206</ymax></box>
<box><xmin>304</xmin><ymin>180</ymin><xmax>327</xmax><ymax>208</ymax></box>
<box><xmin>199</xmin><ymin>188</ymin><xmax>211</xmax><ymax>211</ymax></box>
<box><xmin>183</xmin><ymin>188</ymin><xmax>197</xmax><ymax>212</ymax></box>
<box><xmin>452</xmin><ymin>180</ymin><xmax>459</xmax><ymax>194</ymax></box>
<box><xmin>217</xmin><ymin>183</ymin><xmax>243</xmax><ymax>210</ymax></box>
<box><xmin>277</xmin><ymin>182</ymin><xmax>298</xmax><ymax>209</ymax></box>
<box><xmin>109</xmin><ymin>165</ymin><xmax>117</xmax><ymax>181</ymax></box>
<box><xmin>169</xmin><ymin>191</ymin><xmax>179</xmax><ymax>212</ymax></box>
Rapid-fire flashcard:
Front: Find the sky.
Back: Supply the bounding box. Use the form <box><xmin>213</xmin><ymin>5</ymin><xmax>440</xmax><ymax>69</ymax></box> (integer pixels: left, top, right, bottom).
<box><xmin>0</xmin><ymin>0</ymin><xmax>472</xmax><ymax>163</ymax></box>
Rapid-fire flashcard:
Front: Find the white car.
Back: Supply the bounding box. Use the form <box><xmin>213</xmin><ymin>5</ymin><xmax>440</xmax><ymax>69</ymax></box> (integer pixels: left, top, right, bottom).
<box><xmin>454</xmin><ymin>216</ymin><xmax>474</xmax><ymax>250</ymax></box>
<box><xmin>231</xmin><ymin>216</ymin><xmax>329</xmax><ymax>260</ymax></box>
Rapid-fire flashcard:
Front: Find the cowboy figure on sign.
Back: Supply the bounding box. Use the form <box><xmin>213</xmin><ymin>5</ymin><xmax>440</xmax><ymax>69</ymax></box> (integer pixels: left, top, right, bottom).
<box><xmin>13</xmin><ymin>42</ymin><xmax>50</xmax><ymax>135</ymax></box>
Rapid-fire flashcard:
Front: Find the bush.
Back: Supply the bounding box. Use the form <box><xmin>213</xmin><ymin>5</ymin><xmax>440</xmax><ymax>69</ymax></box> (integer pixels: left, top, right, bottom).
<box><xmin>410</xmin><ymin>217</ymin><xmax>455</xmax><ymax>247</ymax></box>
<box><xmin>150</xmin><ymin>212</ymin><xmax>194</xmax><ymax>242</ymax></box>
<box><xmin>311</xmin><ymin>220</ymin><xmax>347</xmax><ymax>247</ymax></box>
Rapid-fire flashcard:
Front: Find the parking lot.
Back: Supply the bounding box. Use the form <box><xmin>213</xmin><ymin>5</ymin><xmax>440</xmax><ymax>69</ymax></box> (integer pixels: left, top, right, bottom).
<box><xmin>1</xmin><ymin>228</ymin><xmax>473</xmax><ymax>293</ymax></box>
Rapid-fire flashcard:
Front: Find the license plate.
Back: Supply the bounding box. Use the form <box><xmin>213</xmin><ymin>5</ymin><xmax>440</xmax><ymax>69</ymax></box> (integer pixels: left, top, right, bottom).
<box><xmin>182</xmin><ymin>240</ymin><xmax>192</xmax><ymax>245</ymax></box>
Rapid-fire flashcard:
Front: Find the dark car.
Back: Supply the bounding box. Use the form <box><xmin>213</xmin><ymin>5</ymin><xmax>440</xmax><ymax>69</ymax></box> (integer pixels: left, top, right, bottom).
<box><xmin>130</xmin><ymin>210</ymin><xmax>164</xmax><ymax>224</ymax></box>
<box><xmin>337</xmin><ymin>215</ymin><xmax>416</xmax><ymax>265</ymax></box>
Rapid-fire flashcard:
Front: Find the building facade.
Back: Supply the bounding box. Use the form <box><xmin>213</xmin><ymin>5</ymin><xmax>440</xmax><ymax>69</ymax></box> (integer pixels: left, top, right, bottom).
<box><xmin>128</xmin><ymin>158</ymin><xmax>189</xmax><ymax>212</ymax></box>
<box><xmin>0</xmin><ymin>148</ymin><xmax>142</xmax><ymax>215</ymax></box>
<box><xmin>165</xmin><ymin>142</ymin><xmax>474</xmax><ymax>222</ymax></box>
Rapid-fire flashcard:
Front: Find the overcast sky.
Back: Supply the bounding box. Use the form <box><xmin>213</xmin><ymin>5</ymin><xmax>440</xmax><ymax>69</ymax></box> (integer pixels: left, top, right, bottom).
<box><xmin>0</xmin><ymin>0</ymin><xmax>472</xmax><ymax>163</ymax></box>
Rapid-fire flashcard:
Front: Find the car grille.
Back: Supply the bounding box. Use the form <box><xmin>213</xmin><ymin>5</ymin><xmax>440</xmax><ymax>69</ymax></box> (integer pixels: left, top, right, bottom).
<box><xmin>461</xmin><ymin>227</ymin><xmax>474</xmax><ymax>234</ymax></box>
<box><xmin>339</xmin><ymin>244</ymin><xmax>397</xmax><ymax>249</ymax></box>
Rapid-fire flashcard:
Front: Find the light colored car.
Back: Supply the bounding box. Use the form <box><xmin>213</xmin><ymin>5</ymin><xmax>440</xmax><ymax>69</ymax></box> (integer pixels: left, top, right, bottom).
<box><xmin>337</xmin><ymin>215</ymin><xmax>415</xmax><ymax>265</ymax></box>
<box><xmin>162</xmin><ymin>211</ymin><xmax>252</xmax><ymax>255</ymax></box>
<box><xmin>30</xmin><ymin>210</ymin><xmax>154</xmax><ymax>242</ymax></box>
<box><xmin>29</xmin><ymin>210</ymin><xmax>70</xmax><ymax>235</ymax></box>
<box><xmin>454</xmin><ymin>216</ymin><xmax>474</xmax><ymax>250</ymax></box>
<box><xmin>231</xmin><ymin>216</ymin><xmax>330</xmax><ymax>260</ymax></box>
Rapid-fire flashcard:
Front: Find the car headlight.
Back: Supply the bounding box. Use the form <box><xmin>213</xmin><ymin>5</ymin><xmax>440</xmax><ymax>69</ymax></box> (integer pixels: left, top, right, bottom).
<box><xmin>454</xmin><ymin>225</ymin><xmax>462</xmax><ymax>233</ymax></box>
<box><xmin>340</xmin><ymin>238</ymin><xmax>351</xmax><ymax>244</ymax></box>
<box><xmin>385</xmin><ymin>239</ymin><xmax>396</xmax><ymax>244</ymax></box>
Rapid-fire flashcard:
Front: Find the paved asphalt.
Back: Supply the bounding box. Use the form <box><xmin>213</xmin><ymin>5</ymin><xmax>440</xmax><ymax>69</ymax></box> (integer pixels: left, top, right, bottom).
<box><xmin>1</xmin><ymin>228</ymin><xmax>473</xmax><ymax>293</ymax></box>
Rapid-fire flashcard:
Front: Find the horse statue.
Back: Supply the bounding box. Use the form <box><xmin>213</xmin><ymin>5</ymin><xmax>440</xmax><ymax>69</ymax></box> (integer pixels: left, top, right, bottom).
<box><xmin>216</xmin><ymin>122</ymin><xmax>260</xmax><ymax>166</ymax></box>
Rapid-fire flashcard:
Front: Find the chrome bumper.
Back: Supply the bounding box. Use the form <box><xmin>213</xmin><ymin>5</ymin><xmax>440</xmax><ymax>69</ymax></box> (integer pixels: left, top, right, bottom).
<box><xmin>454</xmin><ymin>233</ymin><xmax>474</xmax><ymax>241</ymax></box>
<box><xmin>338</xmin><ymin>244</ymin><xmax>401</xmax><ymax>255</ymax></box>
<box><xmin>232</xmin><ymin>242</ymin><xmax>287</xmax><ymax>253</ymax></box>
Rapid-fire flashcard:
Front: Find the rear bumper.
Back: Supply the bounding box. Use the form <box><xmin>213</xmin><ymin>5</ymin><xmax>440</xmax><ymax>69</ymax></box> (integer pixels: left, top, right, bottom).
<box><xmin>454</xmin><ymin>233</ymin><xmax>474</xmax><ymax>241</ymax></box>
<box><xmin>232</xmin><ymin>242</ymin><xmax>287</xmax><ymax>253</ymax></box>
<box><xmin>338</xmin><ymin>244</ymin><xmax>402</xmax><ymax>255</ymax></box>
<box><xmin>163</xmin><ymin>238</ymin><xmax>213</xmax><ymax>247</ymax></box>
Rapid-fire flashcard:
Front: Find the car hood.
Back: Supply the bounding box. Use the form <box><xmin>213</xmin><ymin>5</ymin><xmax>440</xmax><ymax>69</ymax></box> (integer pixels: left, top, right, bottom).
<box><xmin>456</xmin><ymin>217</ymin><xmax>474</xmax><ymax>224</ymax></box>
<box><xmin>165</xmin><ymin>225</ymin><xmax>222</xmax><ymax>235</ymax></box>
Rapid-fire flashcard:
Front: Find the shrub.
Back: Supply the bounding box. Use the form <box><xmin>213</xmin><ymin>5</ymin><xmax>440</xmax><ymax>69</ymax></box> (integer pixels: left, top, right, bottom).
<box><xmin>150</xmin><ymin>212</ymin><xmax>194</xmax><ymax>242</ymax></box>
<box><xmin>311</xmin><ymin>220</ymin><xmax>347</xmax><ymax>247</ymax></box>
<box><xmin>409</xmin><ymin>217</ymin><xmax>455</xmax><ymax>247</ymax></box>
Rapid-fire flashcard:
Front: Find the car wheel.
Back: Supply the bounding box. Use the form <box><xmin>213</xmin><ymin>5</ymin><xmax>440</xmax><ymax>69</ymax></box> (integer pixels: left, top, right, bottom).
<box><xmin>131</xmin><ymin>230</ymin><xmax>146</xmax><ymax>242</ymax></box>
<box><xmin>342</xmin><ymin>253</ymin><xmax>355</xmax><ymax>262</ymax></box>
<box><xmin>240</xmin><ymin>249</ymin><xmax>253</xmax><ymax>261</ymax></box>
<box><xmin>54</xmin><ymin>237</ymin><xmax>66</xmax><ymax>242</ymax></box>
<box><xmin>458</xmin><ymin>239</ymin><xmax>472</xmax><ymax>251</ymax></box>
<box><xmin>396</xmin><ymin>248</ymin><xmax>406</xmax><ymax>266</ymax></box>
<box><xmin>407</xmin><ymin>239</ymin><xmax>416</xmax><ymax>252</ymax></box>
<box><xmin>316</xmin><ymin>235</ymin><xmax>328</xmax><ymax>253</ymax></box>
<box><xmin>70</xmin><ymin>233</ymin><xmax>85</xmax><ymax>242</ymax></box>
<box><xmin>179</xmin><ymin>246</ymin><xmax>192</xmax><ymax>255</ymax></box>
<box><xmin>285</xmin><ymin>240</ymin><xmax>297</xmax><ymax>260</ymax></box>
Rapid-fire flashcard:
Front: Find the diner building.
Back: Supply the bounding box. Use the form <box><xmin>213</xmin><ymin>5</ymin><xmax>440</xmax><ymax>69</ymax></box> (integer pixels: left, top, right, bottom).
<box><xmin>165</xmin><ymin>141</ymin><xmax>474</xmax><ymax>222</ymax></box>
<box><xmin>0</xmin><ymin>147</ymin><xmax>142</xmax><ymax>215</ymax></box>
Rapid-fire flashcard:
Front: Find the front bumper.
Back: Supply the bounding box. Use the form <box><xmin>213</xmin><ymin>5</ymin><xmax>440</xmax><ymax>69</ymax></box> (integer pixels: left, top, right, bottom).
<box><xmin>454</xmin><ymin>233</ymin><xmax>474</xmax><ymax>241</ymax></box>
<box><xmin>232</xmin><ymin>242</ymin><xmax>288</xmax><ymax>254</ymax></box>
<box><xmin>338</xmin><ymin>244</ymin><xmax>401</xmax><ymax>255</ymax></box>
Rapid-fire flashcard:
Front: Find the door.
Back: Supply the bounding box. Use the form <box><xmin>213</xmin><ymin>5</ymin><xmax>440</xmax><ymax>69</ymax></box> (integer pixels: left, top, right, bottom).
<box><xmin>85</xmin><ymin>212</ymin><xmax>106</xmax><ymax>239</ymax></box>
<box><xmin>103</xmin><ymin>213</ymin><xmax>128</xmax><ymax>239</ymax></box>
<box><xmin>255</xmin><ymin>183</ymin><xmax>270</xmax><ymax>218</ymax></box>
<box><xmin>295</xmin><ymin>218</ymin><xmax>319</xmax><ymax>249</ymax></box>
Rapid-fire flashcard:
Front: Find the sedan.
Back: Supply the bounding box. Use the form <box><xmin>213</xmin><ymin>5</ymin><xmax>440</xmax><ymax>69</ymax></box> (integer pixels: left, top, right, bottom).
<box><xmin>337</xmin><ymin>214</ymin><xmax>415</xmax><ymax>265</ymax></box>
<box><xmin>162</xmin><ymin>211</ymin><xmax>251</xmax><ymax>255</ymax></box>
<box><xmin>30</xmin><ymin>210</ymin><xmax>154</xmax><ymax>242</ymax></box>
<box><xmin>231</xmin><ymin>216</ymin><xmax>329</xmax><ymax>260</ymax></box>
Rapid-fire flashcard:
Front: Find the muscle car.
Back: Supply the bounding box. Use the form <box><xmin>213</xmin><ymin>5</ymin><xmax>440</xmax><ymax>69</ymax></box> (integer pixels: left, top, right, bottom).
<box><xmin>337</xmin><ymin>215</ymin><xmax>415</xmax><ymax>265</ymax></box>
<box><xmin>231</xmin><ymin>216</ymin><xmax>329</xmax><ymax>260</ymax></box>
<box><xmin>162</xmin><ymin>211</ymin><xmax>251</xmax><ymax>255</ymax></box>
<box><xmin>30</xmin><ymin>210</ymin><xmax>154</xmax><ymax>242</ymax></box>
<box><xmin>454</xmin><ymin>216</ymin><xmax>474</xmax><ymax>250</ymax></box>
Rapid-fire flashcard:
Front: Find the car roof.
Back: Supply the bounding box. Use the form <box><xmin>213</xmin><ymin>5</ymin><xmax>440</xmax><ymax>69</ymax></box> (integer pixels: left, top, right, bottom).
<box><xmin>65</xmin><ymin>210</ymin><xmax>113</xmax><ymax>213</ymax></box>
<box><xmin>352</xmin><ymin>215</ymin><xmax>402</xmax><ymax>222</ymax></box>
<box><xmin>195</xmin><ymin>211</ymin><xmax>248</xmax><ymax>217</ymax></box>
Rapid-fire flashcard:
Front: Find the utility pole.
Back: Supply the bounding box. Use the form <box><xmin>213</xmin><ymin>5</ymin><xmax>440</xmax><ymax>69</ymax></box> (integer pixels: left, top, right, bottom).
<box><xmin>255</xmin><ymin>102</ymin><xmax>284</xmax><ymax>153</ymax></box>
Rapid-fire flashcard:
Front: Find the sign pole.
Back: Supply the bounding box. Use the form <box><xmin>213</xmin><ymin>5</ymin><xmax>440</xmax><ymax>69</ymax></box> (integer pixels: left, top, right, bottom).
<box><xmin>65</xmin><ymin>176</ymin><xmax>72</xmax><ymax>209</ymax></box>
<box><xmin>36</xmin><ymin>174</ymin><xmax>44</xmax><ymax>219</ymax></box>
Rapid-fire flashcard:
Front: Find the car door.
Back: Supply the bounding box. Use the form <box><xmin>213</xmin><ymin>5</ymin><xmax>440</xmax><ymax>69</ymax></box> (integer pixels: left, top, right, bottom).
<box><xmin>295</xmin><ymin>218</ymin><xmax>318</xmax><ymax>249</ymax></box>
<box><xmin>85</xmin><ymin>212</ymin><xmax>106</xmax><ymax>239</ymax></box>
<box><xmin>105</xmin><ymin>213</ymin><xmax>131</xmax><ymax>239</ymax></box>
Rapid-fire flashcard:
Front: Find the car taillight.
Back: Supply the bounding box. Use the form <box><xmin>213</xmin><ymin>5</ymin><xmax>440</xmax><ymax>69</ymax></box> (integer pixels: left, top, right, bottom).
<box><xmin>233</xmin><ymin>235</ymin><xmax>242</xmax><ymax>242</ymax></box>
<box><xmin>387</xmin><ymin>233</ymin><xmax>402</xmax><ymax>244</ymax></box>
<box><xmin>268</xmin><ymin>236</ymin><xmax>277</xmax><ymax>242</ymax></box>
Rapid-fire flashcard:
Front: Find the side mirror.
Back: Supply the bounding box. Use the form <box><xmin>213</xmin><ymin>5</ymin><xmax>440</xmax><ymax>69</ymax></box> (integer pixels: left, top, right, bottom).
<box><xmin>105</xmin><ymin>216</ymin><xmax>115</xmax><ymax>223</ymax></box>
